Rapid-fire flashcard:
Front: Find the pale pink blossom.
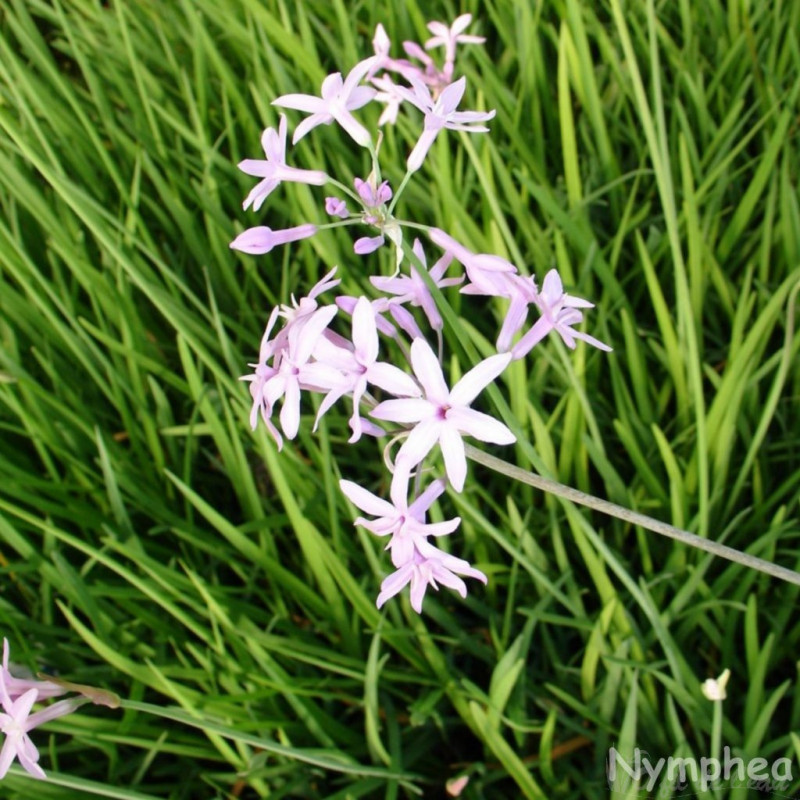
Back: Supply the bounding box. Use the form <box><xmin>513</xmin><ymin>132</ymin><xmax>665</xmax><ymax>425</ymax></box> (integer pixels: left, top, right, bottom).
<box><xmin>371</xmin><ymin>75</ymin><xmax>403</xmax><ymax>126</ymax></box>
<box><xmin>511</xmin><ymin>270</ymin><xmax>612</xmax><ymax>359</ymax></box>
<box><xmin>0</xmin><ymin>687</ymin><xmax>45</xmax><ymax>780</ymax></box>
<box><xmin>400</xmin><ymin>41</ymin><xmax>449</xmax><ymax>96</ymax></box>
<box><xmin>340</xmin><ymin>467</ymin><xmax>459</xmax><ymax>567</ymax></box>
<box><xmin>428</xmin><ymin>228</ymin><xmax>517</xmax><ymax>296</ymax></box>
<box><xmin>425</xmin><ymin>14</ymin><xmax>485</xmax><ymax>66</ymax></box>
<box><xmin>371</xmin><ymin>238</ymin><xmax>463</xmax><ymax>330</ymax></box>
<box><xmin>376</xmin><ymin>542</ymin><xmax>487</xmax><ymax>613</ymax></box>
<box><xmin>355</xmin><ymin>176</ymin><xmax>392</xmax><ymax>207</ymax></box>
<box><xmin>496</xmin><ymin>274</ymin><xmax>538</xmax><ymax>352</ymax></box>
<box><xmin>273</xmin><ymin>57</ymin><xmax>377</xmax><ymax>146</ymax></box>
<box><xmin>0</xmin><ymin>640</ymin><xmax>85</xmax><ymax>781</ymax></box>
<box><xmin>392</xmin><ymin>76</ymin><xmax>495</xmax><ymax>171</ymax></box>
<box><xmin>354</xmin><ymin>235</ymin><xmax>385</xmax><ymax>255</ymax></box>
<box><xmin>230</xmin><ymin>223</ymin><xmax>316</xmax><ymax>255</ymax></box>
<box><xmin>371</xmin><ymin>338</ymin><xmax>515</xmax><ymax>492</ymax></box>
<box><xmin>325</xmin><ymin>196</ymin><xmax>349</xmax><ymax>218</ymax></box>
<box><xmin>311</xmin><ymin>297</ymin><xmax>421</xmax><ymax>441</ymax></box>
<box><xmin>261</xmin><ymin>305</ymin><xmax>340</xmax><ymax>439</ymax></box>
<box><xmin>1</xmin><ymin>640</ymin><xmax>66</xmax><ymax>702</ymax></box>
<box><xmin>238</xmin><ymin>115</ymin><xmax>328</xmax><ymax>212</ymax></box>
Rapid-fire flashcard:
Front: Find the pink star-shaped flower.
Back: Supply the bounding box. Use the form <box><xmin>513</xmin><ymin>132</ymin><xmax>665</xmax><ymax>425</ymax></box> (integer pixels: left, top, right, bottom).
<box><xmin>376</xmin><ymin>541</ymin><xmax>487</xmax><ymax>613</ymax></box>
<box><xmin>371</xmin><ymin>238</ymin><xmax>463</xmax><ymax>331</ymax></box>
<box><xmin>273</xmin><ymin>57</ymin><xmax>377</xmax><ymax>147</ymax></box>
<box><xmin>370</xmin><ymin>338</ymin><xmax>515</xmax><ymax>492</ymax></box>
<box><xmin>511</xmin><ymin>270</ymin><xmax>612</xmax><ymax>359</ymax></box>
<box><xmin>424</xmin><ymin>14</ymin><xmax>485</xmax><ymax>66</ymax></box>
<box><xmin>393</xmin><ymin>76</ymin><xmax>495</xmax><ymax>171</ymax></box>
<box><xmin>340</xmin><ymin>467</ymin><xmax>459</xmax><ymax>567</ymax></box>
<box><xmin>238</xmin><ymin>115</ymin><xmax>328</xmax><ymax>211</ymax></box>
<box><xmin>311</xmin><ymin>297</ymin><xmax>421</xmax><ymax>442</ymax></box>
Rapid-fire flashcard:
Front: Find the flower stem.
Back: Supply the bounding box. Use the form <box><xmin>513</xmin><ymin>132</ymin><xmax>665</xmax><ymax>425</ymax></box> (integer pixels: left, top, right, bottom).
<box><xmin>387</xmin><ymin>169</ymin><xmax>414</xmax><ymax>216</ymax></box>
<box><xmin>464</xmin><ymin>444</ymin><xmax>800</xmax><ymax>588</ymax></box>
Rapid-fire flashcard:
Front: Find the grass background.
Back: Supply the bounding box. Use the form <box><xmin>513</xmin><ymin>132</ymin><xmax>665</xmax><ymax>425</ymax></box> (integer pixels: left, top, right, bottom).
<box><xmin>0</xmin><ymin>0</ymin><xmax>799</xmax><ymax>797</ymax></box>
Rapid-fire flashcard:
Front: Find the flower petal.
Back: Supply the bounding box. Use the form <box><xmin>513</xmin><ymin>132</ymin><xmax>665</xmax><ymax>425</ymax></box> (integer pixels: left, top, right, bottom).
<box><xmin>409</xmin><ymin>337</ymin><xmax>449</xmax><ymax>403</ymax></box>
<box><xmin>449</xmin><ymin>352</ymin><xmax>511</xmax><ymax>407</ymax></box>
<box><xmin>340</xmin><ymin>480</ymin><xmax>396</xmax><ymax>518</ymax></box>
<box><xmin>439</xmin><ymin>423</ymin><xmax>467</xmax><ymax>491</ymax></box>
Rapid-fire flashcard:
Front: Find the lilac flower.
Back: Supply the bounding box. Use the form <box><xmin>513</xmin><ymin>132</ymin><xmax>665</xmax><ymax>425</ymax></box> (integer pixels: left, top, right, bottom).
<box><xmin>511</xmin><ymin>270</ymin><xmax>612</xmax><ymax>359</ymax></box>
<box><xmin>230</xmin><ymin>223</ymin><xmax>316</xmax><ymax>255</ymax></box>
<box><xmin>261</xmin><ymin>305</ymin><xmax>339</xmax><ymax>439</ymax></box>
<box><xmin>242</xmin><ymin>269</ymin><xmax>343</xmax><ymax>448</ymax></box>
<box><xmin>371</xmin><ymin>238</ymin><xmax>463</xmax><ymax>330</ymax></box>
<box><xmin>496</xmin><ymin>274</ymin><xmax>538</xmax><ymax>353</ymax></box>
<box><xmin>376</xmin><ymin>542</ymin><xmax>487</xmax><ymax>613</ymax></box>
<box><xmin>428</xmin><ymin>228</ymin><xmax>517</xmax><ymax>296</ymax></box>
<box><xmin>335</xmin><ymin>295</ymin><xmax>425</xmax><ymax>342</ymax></box>
<box><xmin>340</xmin><ymin>467</ymin><xmax>459</xmax><ymax>567</ymax></box>
<box><xmin>392</xmin><ymin>76</ymin><xmax>495</xmax><ymax>172</ymax></box>
<box><xmin>371</xmin><ymin>338</ymin><xmax>515</xmax><ymax>492</ymax></box>
<box><xmin>400</xmin><ymin>41</ymin><xmax>449</xmax><ymax>96</ymax></box>
<box><xmin>349</xmin><ymin>175</ymin><xmax>403</xmax><ymax>262</ymax></box>
<box><xmin>337</xmin><ymin>295</ymin><xmax>398</xmax><ymax>338</ymax></box>
<box><xmin>325</xmin><ymin>196</ymin><xmax>349</xmax><ymax>218</ymax></box>
<box><xmin>311</xmin><ymin>297</ymin><xmax>421</xmax><ymax>442</ymax></box>
<box><xmin>238</xmin><ymin>115</ymin><xmax>328</xmax><ymax>212</ymax></box>
<box><xmin>0</xmin><ymin>640</ymin><xmax>85</xmax><ymax>781</ymax></box>
<box><xmin>355</xmin><ymin>177</ymin><xmax>393</xmax><ymax>208</ymax></box>
<box><xmin>371</xmin><ymin>75</ymin><xmax>403</xmax><ymax>126</ymax></box>
<box><xmin>0</xmin><ymin>687</ymin><xmax>45</xmax><ymax>780</ymax></box>
<box><xmin>1</xmin><ymin>640</ymin><xmax>65</xmax><ymax>702</ymax></box>
<box><xmin>273</xmin><ymin>57</ymin><xmax>377</xmax><ymax>147</ymax></box>
<box><xmin>424</xmin><ymin>14</ymin><xmax>486</xmax><ymax>66</ymax></box>
<box><xmin>370</xmin><ymin>24</ymin><xmax>392</xmax><ymax>76</ymax></box>
<box><xmin>354</xmin><ymin>235</ymin><xmax>385</xmax><ymax>255</ymax></box>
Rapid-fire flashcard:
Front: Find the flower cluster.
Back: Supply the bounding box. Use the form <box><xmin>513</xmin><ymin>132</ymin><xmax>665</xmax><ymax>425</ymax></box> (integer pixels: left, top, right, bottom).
<box><xmin>233</xmin><ymin>16</ymin><xmax>610</xmax><ymax>613</ymax></box>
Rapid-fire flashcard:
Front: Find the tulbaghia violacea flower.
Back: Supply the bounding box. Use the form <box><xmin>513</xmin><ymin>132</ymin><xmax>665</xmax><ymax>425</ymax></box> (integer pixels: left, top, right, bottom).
<box><xmin>496</xmin><ymin>273</ymin><xmax>538</xmax><ymax>353</ymax></box>
<box><xmin>424</xmin><ymin>14</ymin><xmax>485</xmax><ymax>72</ymax></box>
<box><xmin>370</xmin><ymin>337</ymin><xmax>515</xmax><ymax>492</ymax></box>
<box><xmin>376</xmin><ymin>541</ymin><xmax>487</xmax><ymax>613</ymax></box>
<box><xmin>371</xmin><ymin>238</ymin><xmax>463</xmax><ymax>330</ymax></box>
<box><xmin>340</xmin><ymin>467</ymin><xmax>459</xmax><ymax>567</ymax></box>
<box><xmin>349</xmin><ymin>175</ymin><xmax>404</xmax><ymax>263</ymax></box>
<box><xmin>0</xmin><ymin>639</ymin><xmax>85</xmax><ymax>781</ymax></box>
<box><xmin>0</xmin><ymin>687</ymin><xmax>46</xmax><ymax>780</ymax></box>
<box><xmin>428</xmin><ymin>227</ymin><xmax>517</xmax><ymax>296</ymax></box>
<box><xmin>230</xmin><ymin>223</ymin><xmax>317</xmax><ymax>255</ymax></box>
<box><xmin>335</xmin><ymin>295</ymin><xmax>425</xmax><ymax>342</ymax></box>
<box><xmin>510</xmin><ymin>269</ymin><xmax>612</xmax><ymax>359</ymax></box>
<box><xmin>311</xmin><ymin>297</ymin><xmax>421</xmax><ymax>442</ymax></box>
<box><xmin>273</xmin><ymin>57</ymin><xmax>377</xmax><ymax>147</ymax></box>
<box><xmin>238</xmin><ymin>115</ymin><xmax>328</xmax><ymax>212</ymax></box>
<box><xmin>355</xmin><ymin>176</ymin><xmax>392</xmax><ymax>208</ymax></box>
<box><xmin>325</xmin><ymin>196</ymin><xmax>349</xmax><ymax>218</ymax></box>
<box><xmin>371</xmin><ymin>75</ymin><xmax>404</xmax><ymax>126</ymax></box>
<box><xmin>393</xmin><ymin>76</ymin><xmax>495</xmax><ymax>172</ymax></box>
<box><xmin>261</xmin><ymin>305</ymin><xmax>341</xmax><ymax>440</ymax></box>
<box><xmin>400</xmin><ymin>41</ymin><xmax>450</xmax><ymax>96</ymax></box>
<box><xmin>354</xmin><ymin>235</ymin><xmax>386</xmax><ymax>255</ymax></box>
<box><xmin>1</xmin><ymin>640</ymin><xmax>65</xmax><ymax>702</ymax></box>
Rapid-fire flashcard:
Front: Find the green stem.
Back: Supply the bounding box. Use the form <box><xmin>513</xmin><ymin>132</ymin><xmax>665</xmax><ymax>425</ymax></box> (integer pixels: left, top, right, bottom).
<box><xmin>387</xmin><ymin>169</ymin><xmax>414</xmax><ymax>216</ymax></box>
<box><xmin>465</xmin><ymin>444</ymin><xmax>800</xmax><ymax>588</ymax></box>
<box><xmin>711</xmin><ymin>698</ymin><xmax>723</xmax><ymax>800</ymax></box>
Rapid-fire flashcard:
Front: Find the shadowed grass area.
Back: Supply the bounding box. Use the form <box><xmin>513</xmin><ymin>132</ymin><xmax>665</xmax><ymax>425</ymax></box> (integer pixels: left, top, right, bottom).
<box><xmin>0</xmin><ymin>0</ymin><xmax>798</xmax><ymax>797</ymax></box>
